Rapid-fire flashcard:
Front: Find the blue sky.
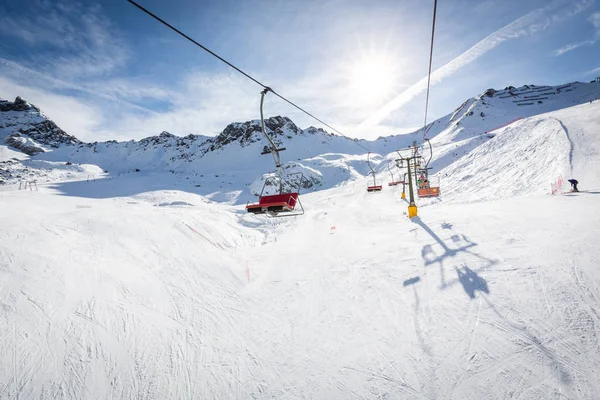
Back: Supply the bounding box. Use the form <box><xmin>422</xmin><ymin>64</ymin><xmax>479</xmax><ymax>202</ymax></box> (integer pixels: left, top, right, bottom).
<box><xmin>0</xmin><ymin>0</ymin><xmax>599</xmax><ymax>141</ymax></box>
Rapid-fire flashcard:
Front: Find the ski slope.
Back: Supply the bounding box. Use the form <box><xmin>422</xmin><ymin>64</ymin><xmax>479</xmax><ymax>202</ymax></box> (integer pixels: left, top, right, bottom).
<box><xmin>1</xmin><ymin>103</ymin><xmax>600</xmax><ymax>399</ymax></box>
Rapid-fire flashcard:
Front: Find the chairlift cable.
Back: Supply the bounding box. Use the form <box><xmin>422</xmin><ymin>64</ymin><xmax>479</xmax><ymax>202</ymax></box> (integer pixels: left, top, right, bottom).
<box><xmin>422</xmin><ymin>0</ymin><xmax>438</xmax><ymax>142</ymax></box>
<box><xmin>127</xmin><ymin>0</ymin><xmax>371</xmax><ymax>153</ymax></box>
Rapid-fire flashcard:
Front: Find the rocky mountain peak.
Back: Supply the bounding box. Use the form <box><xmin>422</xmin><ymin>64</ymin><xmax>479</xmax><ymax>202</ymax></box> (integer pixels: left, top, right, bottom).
<box><xmin>0</xmin><ymin>96</ymin><xmax>38</xmax><ymax>112</ymax></box>
<box><xmin>1</xmin><ymin>96</ymin><xmax>79</xmax><ymax>155</ymax></box>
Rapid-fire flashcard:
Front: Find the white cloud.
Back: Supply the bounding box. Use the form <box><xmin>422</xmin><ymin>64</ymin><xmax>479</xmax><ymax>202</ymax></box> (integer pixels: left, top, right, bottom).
<box><xmin>103</xmin><ymin>71</ymin><xmax>260</xmax><ymax>139</ymax></box>
<box><xmin>586</xmin><ymin>65</ymin><xmax>600</xmax><ymax>76</ymax></box>
<box><xmin>84</xmin><ymin>79</ymin><xmax>172</xmax><ymax>102</ymax></box>
<box><xmin>358</xmin><ymin>0</ymin><xmax>594</xmax><ymax>132</ymax></box>
<box><xmin>554</xmin><ymin>39</ymin><xmax>595</xmax><ymax>56</ymax></box>
<box><xmin>590</xmin><ymin>11</ymin><xmax>600</xmax><ymax>28</ymax></box>
<box><xmin>553</xmin><ymin>10</ymin><xmax>600</xmax><ymax>56</ymax></box>
<box><xmin>0</xmin><ymin>58</ymin><xmax>157</xmax><ymax>115</ymax></box>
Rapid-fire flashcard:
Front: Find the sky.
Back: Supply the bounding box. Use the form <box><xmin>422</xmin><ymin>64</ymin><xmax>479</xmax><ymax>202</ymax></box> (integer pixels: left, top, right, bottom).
<box><xmin>0</xmin><ymin>0</ymin><xmax>599</xmax><ymax>141</ymax></box>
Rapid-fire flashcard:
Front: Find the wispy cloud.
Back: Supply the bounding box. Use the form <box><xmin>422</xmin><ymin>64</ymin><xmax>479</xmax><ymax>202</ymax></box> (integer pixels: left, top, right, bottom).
<box><xmin>554</xmin><ymin>41</ymin><xmax>591</xmax><ymax>56</ymax></box>
<box><xmin>105</xmin><ymin>71</ymin><xmax>260</xmax><ymax>139</ymax></box>
<box><xmin>84</xmin><ymin>79</ymin><xmax>172</xmax><ymax>103</ymax></box>
<box><xmin>0</xmin><ymin>58</ymin><xmax>157</xmax><ymax>115</ymax></box>
<box><xmin>0</xmin><ymin>68</ymin><xmax>262</xmax><ymax>141</ymax></box>
<box><xmin>358</xmin><ymin>0</ymin><xmax>593</xmax><ymax>131</ymax></box>
<box><xmin>0</xmin><ymin>0</ymin><xmax>127</xmax><ymax>79</ymax></box>
<box><xmin>585</xmin><ymin>65</ymin><xmax>600</xmax><ymax>76</ymax></box>
<box><xmin>554</xmin><ymin>11</ymin><xmax>600</xmax><ymax>56</ymax></box>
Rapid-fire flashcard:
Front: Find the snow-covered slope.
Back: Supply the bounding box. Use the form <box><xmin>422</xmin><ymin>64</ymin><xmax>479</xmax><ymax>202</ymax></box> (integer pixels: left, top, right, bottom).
<box><xmin>1</xmin><ymin>98</ymin><xmax>599</xmax><ymax>399</ymax></box>
<box><xmin>437</xmin><ymin>100</ymin><xmax>600</xmax><ymax>203</ymax></box>
<box><xmin>422</xmin><ymin>82</ymin><xmax>600</xmax><ymax>174</ymax></box>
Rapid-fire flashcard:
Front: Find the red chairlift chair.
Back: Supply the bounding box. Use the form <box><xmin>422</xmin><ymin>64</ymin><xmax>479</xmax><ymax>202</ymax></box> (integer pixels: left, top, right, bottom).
<box><xmin>366</xmin><ymin>152</ymin><xmax>382</xmax><ymax>192</ymax></box>
<box><xmin>246</xmin><ymin>88</ymin><xmax>306</xmax><ymax>217</ymax></box>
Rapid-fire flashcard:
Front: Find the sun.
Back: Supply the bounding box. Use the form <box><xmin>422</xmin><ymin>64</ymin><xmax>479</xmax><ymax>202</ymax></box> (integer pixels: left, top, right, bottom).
<box><xmin>349</xmin><ymin>55</ymin><xmax>395</xmax><ymax>103</ymax></box>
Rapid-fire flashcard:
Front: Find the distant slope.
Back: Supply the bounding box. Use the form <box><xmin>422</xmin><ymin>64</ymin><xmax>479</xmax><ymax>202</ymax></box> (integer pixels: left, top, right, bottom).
<box><xmin>425</xmin><ymin>82</ymin><xmax>600</xmax><ymax>174</ymax></box>
<box><xmin>438</xmin><ymin>100</ymin><xmax>600</xmax><ymax>203</ymax></box>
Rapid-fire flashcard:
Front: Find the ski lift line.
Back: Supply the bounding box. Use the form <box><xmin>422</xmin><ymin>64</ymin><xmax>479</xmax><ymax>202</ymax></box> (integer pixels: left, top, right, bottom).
<box><xmin>422</xmin><ymin>0</ymin><xmax>438</xmax><ymax>142</ymax></box>
<box><xmin>127</xmin><ymin>0</ymin><xmax>371</xmax><ymax>153</ymax></box>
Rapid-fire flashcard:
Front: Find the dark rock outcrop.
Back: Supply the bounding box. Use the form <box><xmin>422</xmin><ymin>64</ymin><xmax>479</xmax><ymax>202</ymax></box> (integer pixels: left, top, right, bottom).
<box><xmin>0</xmin><ymin>97</ymin><xmax>37</xmax><ymax>112</ymax></box>
<box><xmin>18</xmin><ymin>120</ymin><xmax>80</xmax><ymax>148</ymax></box>
<box><xmin>5</xmin><ymin>133</ymin><xmax>44</xmax><ymax>155</ymax></box>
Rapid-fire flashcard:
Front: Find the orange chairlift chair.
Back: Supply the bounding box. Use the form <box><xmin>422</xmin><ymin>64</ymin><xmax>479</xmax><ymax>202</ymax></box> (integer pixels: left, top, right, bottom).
<box><xmin>416</xmin><ymin>139</ymin><xmax>440</xmax><ymax>198</ymax></box>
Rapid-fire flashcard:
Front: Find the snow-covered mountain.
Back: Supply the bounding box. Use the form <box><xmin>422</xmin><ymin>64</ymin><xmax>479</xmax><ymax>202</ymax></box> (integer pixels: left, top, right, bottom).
<box><xmin>2</xmin><ymin>80</ymin><xmax>599</xmax><ymax>204</ymax></box>
<box><xmin>0</xmin><ymin>97</ymin><xmax>79</xmax><ymax>158</ymax></box>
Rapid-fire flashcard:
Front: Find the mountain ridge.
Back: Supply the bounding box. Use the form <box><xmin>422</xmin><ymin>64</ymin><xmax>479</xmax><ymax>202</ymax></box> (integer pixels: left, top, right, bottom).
<box><xmin>1</xmin><ymin>80</ymin><xmax>599</xmax><ymax>202</ymax></box>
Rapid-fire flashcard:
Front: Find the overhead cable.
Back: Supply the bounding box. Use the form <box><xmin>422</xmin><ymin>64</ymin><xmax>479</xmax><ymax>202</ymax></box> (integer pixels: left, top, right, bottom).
<box><xmin>127</xmin><ymin>0</ymin><xmax>371</xmax><ymax>152</ymax></box>
<box><xmin>422</xmin><ymin>0</ymin><xmax>438</xmax><ymax>142</ymax></box>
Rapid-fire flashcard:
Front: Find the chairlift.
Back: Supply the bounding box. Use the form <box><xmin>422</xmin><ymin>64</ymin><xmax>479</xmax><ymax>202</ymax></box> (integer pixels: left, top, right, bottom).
<box><xmin>416</xmin><ymin>139</ymin><xmax>441</xmax><ymax>198</ymax></box>
<box><xmin>366</xmin><ymin>152</ymin><xmax>382</xmax><ymax>192</ymax></box>
<box><xmin>246</xmin><ymin>88</ymin><xmax>306</xmax><ymax>217</ymax></box>
<box><xmin>387</xmin><ymin>161</ymin><xmax>403</xmax><ymax>186</ymax></box>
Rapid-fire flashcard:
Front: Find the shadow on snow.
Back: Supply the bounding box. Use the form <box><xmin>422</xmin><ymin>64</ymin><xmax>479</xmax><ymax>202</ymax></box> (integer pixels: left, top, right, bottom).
<box><xmin>46</xmin><ymin>172</ymin><xmax>258</xmax><ymax>205</ymax></box>
<box><xmin>411</xmin><ymin>216</ymin><xmax>496</xmax><ymax>296</ymax></box>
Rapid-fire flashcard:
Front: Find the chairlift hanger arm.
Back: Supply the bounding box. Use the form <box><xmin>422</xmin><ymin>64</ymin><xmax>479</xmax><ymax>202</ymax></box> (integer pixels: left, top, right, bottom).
<box><xmin>259</xmin><ymin>88</ymin><xmax>278</xmax><ymax>152</ymax></box>
<box><xmin>424</xmin><ymin>138</ymin><xmax>433</xmax><ymax>169</ymax></box>
<box><xmin>259</xmin><ymin>88</ymin><xmax>284</xmax><ymax>193</ymax></box>
<box><xmin>366</xmin><ymin>152</ymin><xmax>379</xmax><ymax>188</ymax></box>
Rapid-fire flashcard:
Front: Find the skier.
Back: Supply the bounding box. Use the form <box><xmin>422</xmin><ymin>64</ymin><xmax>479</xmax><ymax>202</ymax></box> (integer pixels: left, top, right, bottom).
<box><xmin>567</xmin><ymin>179</ymin><xmax>579</xmax><ymax>192</ymax></box>
<box><xmin>418</xmin><ymin>173</ymin><xmax>429</xmax><ymax>189</ymax></box>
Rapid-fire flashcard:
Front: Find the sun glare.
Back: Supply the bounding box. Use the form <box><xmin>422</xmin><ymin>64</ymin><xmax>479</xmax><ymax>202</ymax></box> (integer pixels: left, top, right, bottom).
<box><xmin>349</xmin><ymin>56</ymin><xmax>395</xmax><ymax>103</ymax></box>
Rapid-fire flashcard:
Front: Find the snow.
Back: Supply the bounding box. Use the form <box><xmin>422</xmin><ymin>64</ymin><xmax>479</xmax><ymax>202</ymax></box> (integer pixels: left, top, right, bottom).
<box><xmin>1</xmin><ymin>97</ymin><xmax>600</xmax><ymax>398</ymax></box>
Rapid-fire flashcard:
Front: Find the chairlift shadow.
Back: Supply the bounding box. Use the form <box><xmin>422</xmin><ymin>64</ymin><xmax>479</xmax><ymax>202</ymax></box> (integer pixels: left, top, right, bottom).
<box><xmin>455</xmin><ymin>263</ymin><xmax>489</xmax><ymax>299</ymax></box>
<box><xmin>411</xmin><ymin>216</ymin><xmax>497</xmax><ymax>291</ymax></box>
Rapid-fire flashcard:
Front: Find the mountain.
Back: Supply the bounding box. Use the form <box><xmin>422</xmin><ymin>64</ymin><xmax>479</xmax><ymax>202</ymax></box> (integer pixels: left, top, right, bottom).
<box><xmin>1</xmin><ymin>80</ymin><xmax>599</xmax><ymax>202</ymax></box>
<box><xmin>0</xmin><ymin>97</ymin><xmax>79</xmax><ymax>156</ymax></box>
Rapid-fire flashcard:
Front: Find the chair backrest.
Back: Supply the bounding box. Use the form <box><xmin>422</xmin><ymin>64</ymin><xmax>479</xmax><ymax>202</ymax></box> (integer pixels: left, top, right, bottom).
<box><xmin>259</xmin><ymin>192</ymin><xmax>299</xmax><ymax>208</ymax></box>
<box><xmin>418</xmin><ymin>187</ymin><xmax>440</xmax><ymax>197</ymax></box>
